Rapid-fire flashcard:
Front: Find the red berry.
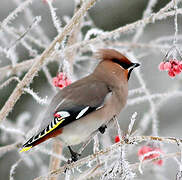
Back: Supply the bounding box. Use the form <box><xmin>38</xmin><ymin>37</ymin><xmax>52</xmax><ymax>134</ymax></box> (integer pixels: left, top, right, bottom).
<box><xmin>163</xmin><ymin>62</ymin><xmax>171</xmax><ymax>70</ymax></box>
<box><xmin>158</xmin><ymin>62</ymin><xmax>165</xmax><ymax>71</ymax></box>
<box><xmin>52</xmin><ymin>72</ymin><xmax>71</xmax><ymax>89</ymax></box>
<box><xmin>170</xmin><ymin>59</ymin><xmax>179</xmax><ymax>66</ymax></box>
<box><xmin>173</xmin><ymin>65</ymin><xmax>181</xmax><ymax>74</ymax></box>
<box><xmin>138</xmin><ymin>145</ymin><xmax>164</xmax><ymax>166</ymax></box>
<box><xmin>168</xmin><ymin>70</ymin><xmax>176</xmax><ymax>77</ymax></box>
<box><xmin>179</xmin><ymin>62</ymin><xmax>182</xmax><ymax>70</ymax></box>
<box><xmin>115</xmin><ymin>135</ymin><xmax>120</xmax><ymax>143</ymax></box>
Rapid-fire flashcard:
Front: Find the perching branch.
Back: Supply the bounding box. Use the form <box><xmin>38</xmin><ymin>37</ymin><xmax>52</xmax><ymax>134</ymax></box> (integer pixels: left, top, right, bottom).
<box><xmin>34</xmin><ymin>134</ymin><xmax>182</xmax><ymax>180</ymax></box>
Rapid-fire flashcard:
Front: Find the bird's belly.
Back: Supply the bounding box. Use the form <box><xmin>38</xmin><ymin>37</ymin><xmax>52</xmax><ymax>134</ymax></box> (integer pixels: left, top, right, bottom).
<box><xmin>59</xmin><ymin>106</ymin><xmax>115</xmax><ymax>146</ymax></box>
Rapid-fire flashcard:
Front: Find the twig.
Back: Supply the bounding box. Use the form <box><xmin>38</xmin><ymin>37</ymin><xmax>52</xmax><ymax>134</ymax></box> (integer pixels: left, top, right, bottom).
<box><xmin>7</xmin><ymin>16</ymin><xmax>41</xmax><ymax>55</ymax></box>
<box><xmin>0</xmin><ymin>76</ymin><xmax>20</xmax><ymax>90</ymax></box>
<box><xmin>0</xmin><ymin>0</ymin><xmax>97</xmax><ymax>123</ymax></box>
<box><xmin>42</xmin><ymin>66</ymin><xmax>57</xmax><ymax>92</ymax></box>
<box><xmin>9</xmin><ymin>159</ymin><xmax>22</xmax><ymax>180</ymax></box>
<box><xmin>127</xmin><ymin>91</ymin><xmax>182</xmax><ymax>106</ymax></box>
<box><xmin>1</xmin><ymin>0</ymin><xmax>33</xmax><ymax>29</ymax></box>
<box><xmin>173</xmin><ymin>0</ymin><xmax>178</xmax><ymax>45</ymax></box>
<box><xmin>64</xmin><ymin>0</ymin><xmax>83</xmax><ymax>78</ymax></box>
<box><xmin>48</xmin><ymin>140</ymin><xmax>62</xmax><ymax>180</ymax></box>
<box><xmin>23</xmin><ymin>88</ymin><xmax>48</xmax><ymax>105</ymax></box>
<box><xmin>0</xmin><ymin>59</ymin><xmax>35</xmax><ymax>81</ymax></box>
<box><xmin>132</xmin><ymin>0</ymin><xmax>158</xmax><ymax>42</ymax></box>
<box><xmin>0</xmin><ymin>142</ymin><xmax>22</xmax><ymax>155</ymax></box>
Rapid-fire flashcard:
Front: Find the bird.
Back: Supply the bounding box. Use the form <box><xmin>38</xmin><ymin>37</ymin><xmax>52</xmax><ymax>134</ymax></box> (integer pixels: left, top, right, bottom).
<box><xmin>20</xmin><ymin>49</ymin><xmax>140</xmax><ymax>162</ymax></box>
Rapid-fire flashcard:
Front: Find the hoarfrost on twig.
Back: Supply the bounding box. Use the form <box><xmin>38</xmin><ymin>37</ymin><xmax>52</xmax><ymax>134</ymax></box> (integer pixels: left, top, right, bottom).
<box><xmin>47</xmin><ymin>0</ymin><xmax>62</xmax><ymax>34</ymax></box>
<box><xmin>23</xmin><ymin>88</ymin><xmax>48</xmax><ymax>105</ymax></box>
<box><xmin>1</xmin><ymin>0</ymin><xmax>33</xmax><ymax>29</ymax></box>
<box><xmin>9</xmin><ymin>159</ymin><xmax>22</xmax><ymax>180</ymax></box>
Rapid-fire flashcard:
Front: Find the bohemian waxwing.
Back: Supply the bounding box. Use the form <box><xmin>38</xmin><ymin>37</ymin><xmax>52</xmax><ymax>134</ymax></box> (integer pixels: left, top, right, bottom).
<box><xmin>20</xmin><ymin>49</ymin><xmax>140</xmax><ymax>161</ymax></box>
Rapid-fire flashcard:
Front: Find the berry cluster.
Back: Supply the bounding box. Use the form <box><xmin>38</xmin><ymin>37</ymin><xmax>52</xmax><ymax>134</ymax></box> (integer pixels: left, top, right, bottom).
<box><xmin>158</xmin><ymin>59</ymin><xmax>182</xmax><ymax>77</ymax></box>
<box><xmin>138</xmin><ymin>145</ymin><xmax>164</xmax><ymax>166</ymax></box>
<box><xmin>114</xmin><ymin>136</ymin><xmax>164</xmax><ymax>166</ymax></box>
<box><xmin>52</xmin><ymin>72</ymin><xmax>71</xmax><ymax>89</ymax></box>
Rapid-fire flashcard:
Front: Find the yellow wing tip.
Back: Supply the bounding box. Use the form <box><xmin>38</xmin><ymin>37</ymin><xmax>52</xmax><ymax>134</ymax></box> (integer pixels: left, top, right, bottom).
<box><xmin>19</xmin><ymin>146</ymin><xmax>32</xmax><ymax>153</ymax></box>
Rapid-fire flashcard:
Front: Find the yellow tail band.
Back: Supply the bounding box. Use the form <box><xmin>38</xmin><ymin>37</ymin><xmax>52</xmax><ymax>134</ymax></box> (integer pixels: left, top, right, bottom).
<box><xmin>19</xmin><ymin>146</ymin><xmax>32</xmax><ymax>153</ymax></box>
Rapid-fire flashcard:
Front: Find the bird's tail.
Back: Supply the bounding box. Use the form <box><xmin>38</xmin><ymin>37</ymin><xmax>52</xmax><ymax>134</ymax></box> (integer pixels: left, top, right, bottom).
<box><xmin>19</xmin><ymin>132</ymin><xmax>47</xmax><ymax>152</ymax></box>
<box><xmin>20</xmin><ymin>117</ymin><xmax>64</xmax><ymax>152</ymax></box>
<box><xmin>20</xmin><ymin>136</ymin><xmax>35</xmax><ymax>152</ymax></box>
<box><xmin>20</xmin><ymin>127</ymin><xmax>63</xmax><ymax>152</ymax></box>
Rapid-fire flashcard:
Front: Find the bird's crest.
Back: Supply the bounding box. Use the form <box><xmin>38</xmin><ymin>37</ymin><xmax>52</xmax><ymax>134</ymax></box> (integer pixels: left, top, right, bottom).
<box><xmin>95</xmin><ymin>49</ymin><xmax>132</xmax><ymax>67</ymax></box>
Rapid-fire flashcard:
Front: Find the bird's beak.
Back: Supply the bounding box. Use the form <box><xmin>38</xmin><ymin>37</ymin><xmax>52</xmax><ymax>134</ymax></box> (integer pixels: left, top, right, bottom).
<box><xmin>127</xmin><ymin>63</ymin><xmax>140</xmax><ymax>80</ymax></box>
<box><xmin>133</xmin><ymin>63</ymin><xmax>140</xmax><ymax>68</ymax></box>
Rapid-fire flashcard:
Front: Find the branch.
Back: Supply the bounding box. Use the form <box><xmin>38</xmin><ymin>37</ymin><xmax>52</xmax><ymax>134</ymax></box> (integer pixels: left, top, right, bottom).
<box><xmin>0</xmin><ymin>0</ymin><xmax>97</xmax><ymax>123</ymax></box>
<box><xmin>0</xmin><ymin>76</ymin><xmax>20</xmax><ymax>90</ymax></box>
<box><xmin>64</xmin><ymin>0</ymin><xmax>83</xmax><ymax>77</ymax></box>
<box><xmin>0</xmin><ymin>58</ymin><xmax>34</xmax><ymax>82</ymax></box>
<box><xmin>132</xmin><ymin>0</ymin><xmax>158</xmax><ymax>42</ymax></box>
<box><xmin>1</xmin><ymin>7</ymin><xmax>182</xmax><ymax>82</ymax></box>
<box><xmin>0</xmin><ymin>142</ymin><xmax>22</xmax><ymax>156</ymax></box>
<box><xmin>62</xmin><ymin>6</ymin><xmax>182</xmax><ymax>54</ymax></box>
<box><xmin>48</xmin><ymin>140</ymin><xmax>63</xmax><ymax>180</ymax></box>
<box><xmin>34</xmin><ymin>134</ymin><xmax>182</xmax><ymax>179</ymax></box>
<box><xmin>1</xmin><ymin>0</ymin><xmax>33</xmax><ymax>29</ymax></box>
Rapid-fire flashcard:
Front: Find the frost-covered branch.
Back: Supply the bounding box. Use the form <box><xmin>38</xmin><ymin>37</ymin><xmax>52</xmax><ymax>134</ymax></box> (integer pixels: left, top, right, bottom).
<box><xmin>48</xmin><ymin>140</ymin><xmax>63</xmax><ymax>180</ymax></box>
<box><xmin>132</xmin><ymin>0</ymin><xmax>158</xmax><ymax>42</ymax></box>
<box><xmin>23</xmin><ymin>88</ymin><xmax>48</xmax><ymax>105</ymax></box>
<box><xmin>0</xmin><ymin>5</ymin><xmax>182</xmax><ymax>81</ymax></box>
<box><xmin>9</xmin><ymin>159</ymin><xmax>22</xmax><ymax>180</ymax></box>
<box><xmin>47</xmin><ymin>0</ymin><xmax>62</xmax><ymax>34</ymax></box>
<box><xmin>34</xmin><ymin>134</ymin><xmax>182</xmax><ymax>180</ymax></box>
<box><xmin>62</xmin><ymin>5</ymin><xmax>182</xmax><ymax>54</ymax></box>
<box><xmin>0</xmin><ymin>76</ymin><xmax>20</xmax><ymax>90</ymax></box>
<box><xmin>1</xmin><ymin>0</ymin><xmax>33</xmax><ymax>29</ymax></box>
<box><xmin>0</xmin><ymin>0</ymin><xmax>97</xmax><ymax>123</ymax></box>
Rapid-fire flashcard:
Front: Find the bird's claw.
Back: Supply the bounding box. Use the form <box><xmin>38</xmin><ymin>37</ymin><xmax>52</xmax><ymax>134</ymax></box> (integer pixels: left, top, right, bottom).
<box><xmin>68</xmin><ymin>146</ymin><xmax>81</xmax><ymax>163</ymax></box>
<box><xmin>65</xmin><ymin>152</ymin><xmax>81</xmax><ymax>173</ymax></box>
<box><xmin>71</xmin><ymin>151</ymin><xmax>81</xmax><ymax>162</ymax></box>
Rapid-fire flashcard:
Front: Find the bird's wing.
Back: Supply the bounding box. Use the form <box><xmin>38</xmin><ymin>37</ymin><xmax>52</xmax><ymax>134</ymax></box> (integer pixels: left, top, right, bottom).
<box><xmin>21</xmin><ymin>76</ymin><xmax>110</xmax><ymax>151</ymax></box>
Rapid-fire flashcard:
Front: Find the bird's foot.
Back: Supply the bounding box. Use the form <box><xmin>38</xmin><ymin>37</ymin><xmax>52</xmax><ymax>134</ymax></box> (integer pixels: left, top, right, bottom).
<box><xmin>70</xmin><ymin>151</ymin><xmax>81</xmax><ymax>162</ymax></box>
<box><xmin>65</xmin><ymin>149</ymin><xmax>81</xmax><ymax>173</ymax></box>
<box><xmin>98</xmin><ymin>125</ymin><xmax>107</xmax><ymax>134</ymax></box>
<box><xmin>68</xmin><ymin>146</ymin><xmax>81</xmax><ymax>163</ymax></box>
